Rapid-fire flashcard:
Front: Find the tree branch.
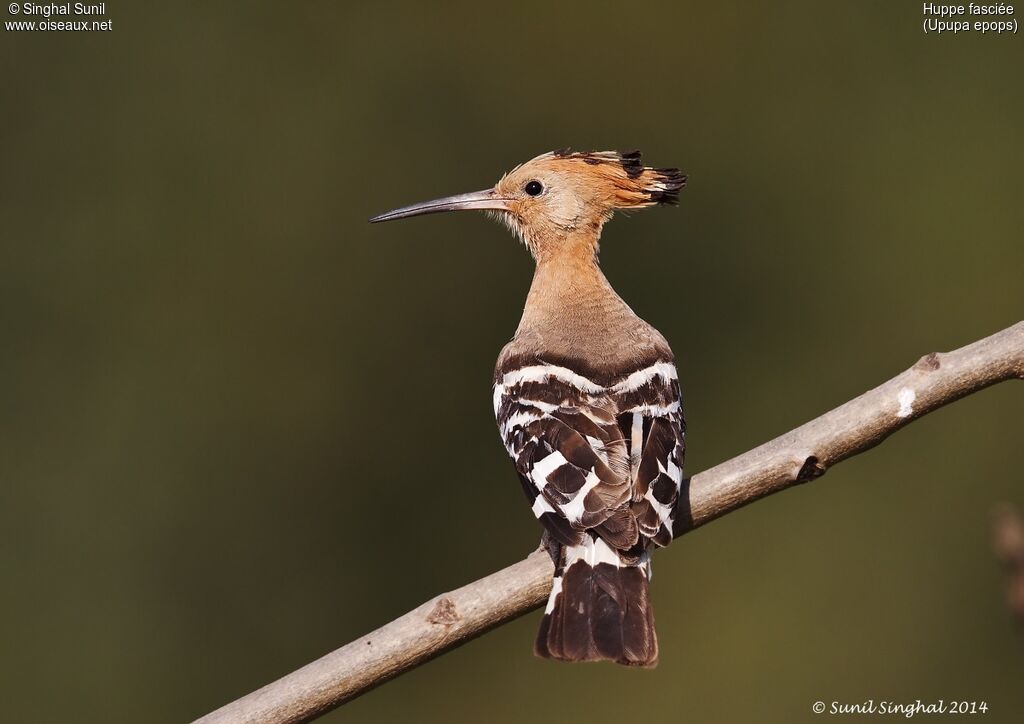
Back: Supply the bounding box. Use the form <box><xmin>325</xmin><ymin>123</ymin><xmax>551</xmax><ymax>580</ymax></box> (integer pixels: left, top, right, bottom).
<box><xmin>194</xmin><ymin>322</ymin><xmax>1024</xmax><ymax>724</ymax></box>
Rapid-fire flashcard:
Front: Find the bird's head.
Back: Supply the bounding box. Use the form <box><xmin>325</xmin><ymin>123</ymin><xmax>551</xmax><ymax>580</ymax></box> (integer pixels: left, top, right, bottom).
<box><xmin>370</xmin><ymin>149</ymin><xmax>685</xmax><ymax>261</ymax></box>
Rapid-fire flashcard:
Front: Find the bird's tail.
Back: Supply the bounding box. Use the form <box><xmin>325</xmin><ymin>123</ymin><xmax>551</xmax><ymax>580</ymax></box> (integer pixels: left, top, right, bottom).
<box><xmin>535</xmin><ymin>534</ymin><xmax>658</xmax><ymax>667</ymax></box>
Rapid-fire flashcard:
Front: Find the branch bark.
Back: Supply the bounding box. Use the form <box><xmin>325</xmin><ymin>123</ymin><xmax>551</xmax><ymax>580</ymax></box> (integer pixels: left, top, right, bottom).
<box><xmin>194</xmin><ymin>322</ymin><xmax>1024</xmax><ymax>724</ymax></box>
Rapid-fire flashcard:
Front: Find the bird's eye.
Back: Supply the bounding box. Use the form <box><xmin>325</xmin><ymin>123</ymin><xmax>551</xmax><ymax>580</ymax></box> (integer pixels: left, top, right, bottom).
<box><xmin>524</xmin><ymin>180</ymin><xmax>544</xmax><ymax>197</ymax></box>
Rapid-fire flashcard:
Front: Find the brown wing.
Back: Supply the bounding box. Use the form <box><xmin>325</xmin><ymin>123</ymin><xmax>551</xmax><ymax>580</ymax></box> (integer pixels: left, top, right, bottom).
<box><xmin>613</xmin><ymin>362</ymin><xmax>685</xmax><ymax>548</ymax></box>
<box><xmin>494</xmin><ymin>360</ymin><xmax>684</xmax><ymax>553</ymax></box>
<box><xmin>493</xmin><ymin>365</ymin><xmax>641</xmax><ymax>548</ymax></box>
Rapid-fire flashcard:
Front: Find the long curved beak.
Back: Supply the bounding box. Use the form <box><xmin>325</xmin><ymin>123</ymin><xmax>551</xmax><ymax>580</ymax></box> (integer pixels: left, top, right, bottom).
<box><xmin>369</xmin><ymin>188</ymin><xmax>509</xmax><ymax>223</ymax></box>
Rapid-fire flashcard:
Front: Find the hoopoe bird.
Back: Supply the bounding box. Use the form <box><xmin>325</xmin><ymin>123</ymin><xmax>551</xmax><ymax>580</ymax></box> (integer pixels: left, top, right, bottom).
<box><xmin>371</xmin><ymin>149</ymin><xmax>686</xmax><ymax>667</ymax></box>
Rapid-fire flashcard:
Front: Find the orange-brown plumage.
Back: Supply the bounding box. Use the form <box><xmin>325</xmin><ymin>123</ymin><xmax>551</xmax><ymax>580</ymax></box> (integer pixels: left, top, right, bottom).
<box><xmin>493</xmin><ymin>150</ymin><xmax>685</xmax><ymax>261</ymax></box>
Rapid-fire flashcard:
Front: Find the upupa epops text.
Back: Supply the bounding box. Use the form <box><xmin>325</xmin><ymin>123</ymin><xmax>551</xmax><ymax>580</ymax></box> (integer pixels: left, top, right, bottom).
<box><xmin>371</xmin><ymin>149</ymin><xmax>687</xmax><ymax>667</ymax></box>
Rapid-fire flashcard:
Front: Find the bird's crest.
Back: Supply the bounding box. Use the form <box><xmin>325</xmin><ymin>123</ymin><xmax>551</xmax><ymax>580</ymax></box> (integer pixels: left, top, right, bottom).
<box><xmin>518</xmin><ymin>149</ymin><xmax>687</xmax><ymax>208</ymax></box>
<box><xmin>369</xmin><ymin>148</ymin><xmax>686</xmax><ymax>260</ymax></box>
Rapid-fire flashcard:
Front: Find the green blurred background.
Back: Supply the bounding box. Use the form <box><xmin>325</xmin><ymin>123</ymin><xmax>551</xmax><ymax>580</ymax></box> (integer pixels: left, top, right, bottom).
<box><xmin>2</xmin><ymin>2</ymin><xmax>1022</xmax><ymax>722</ymax></box>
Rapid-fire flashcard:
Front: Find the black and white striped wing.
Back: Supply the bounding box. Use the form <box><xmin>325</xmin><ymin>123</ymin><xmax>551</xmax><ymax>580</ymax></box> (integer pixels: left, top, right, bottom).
<box><xmin>494</xmin><ymin>361</ymin><xmax>685</xmax><ymax>552</ymax></box>
<box><xmin>493</xmin><ymin>364</ymin><xmax>637</xmax><ymax>549</ymax></box>
<box><xmin>611</xmin><ymin>362</ymin><xmax>686</xmax><ymax>548</ymax></box>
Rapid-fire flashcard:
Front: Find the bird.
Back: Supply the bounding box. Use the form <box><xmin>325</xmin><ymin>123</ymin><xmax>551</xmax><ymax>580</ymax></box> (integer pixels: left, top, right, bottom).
<box><xmin>371</xmin><ymin>149</ymin><xmax>686</xmax><ymax>667</ymax></box>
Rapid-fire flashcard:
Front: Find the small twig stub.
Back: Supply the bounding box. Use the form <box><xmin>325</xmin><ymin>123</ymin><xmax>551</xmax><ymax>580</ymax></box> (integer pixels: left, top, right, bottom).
<box><xmin>426</xmin><ymin>597</ymin><xmax>461</xmax><ymax>626</ymax></box>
